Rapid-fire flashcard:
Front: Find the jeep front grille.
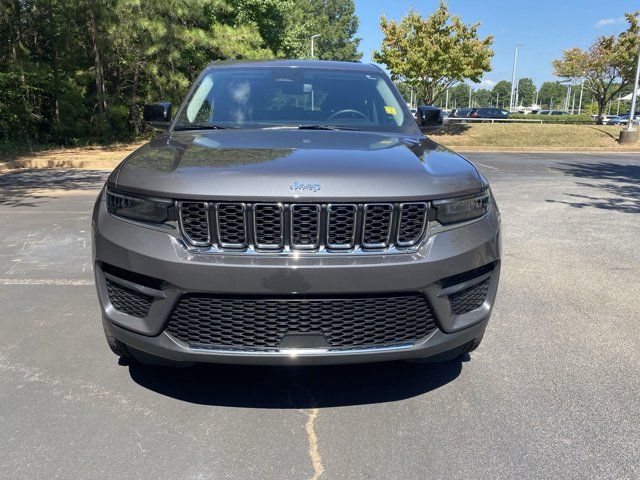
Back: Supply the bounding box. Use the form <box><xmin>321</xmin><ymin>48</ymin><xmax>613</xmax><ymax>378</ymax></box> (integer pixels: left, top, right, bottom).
<box><xmin>178</xmin><ymin>202</ymin><xmax>429</xmax><ymax>252</ymax></box>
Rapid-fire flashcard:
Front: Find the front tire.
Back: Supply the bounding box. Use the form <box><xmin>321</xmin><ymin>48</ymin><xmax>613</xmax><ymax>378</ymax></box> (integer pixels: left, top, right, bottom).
<box><xmin>405</xmin><ymin>334</ymin><xmax>484</xmax><ymax>364</ymax></box>
<box><xmin>102</xmin><ymin>317</ymin><xmax>130</xmax><ymax>359</ymax></box>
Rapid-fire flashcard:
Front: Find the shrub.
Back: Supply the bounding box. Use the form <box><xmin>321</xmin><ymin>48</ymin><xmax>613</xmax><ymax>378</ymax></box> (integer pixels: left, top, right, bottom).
<box><xmin>509</xmin><ymin>113</ymin><xmax>594</xmax><ymax>124</ymax></box>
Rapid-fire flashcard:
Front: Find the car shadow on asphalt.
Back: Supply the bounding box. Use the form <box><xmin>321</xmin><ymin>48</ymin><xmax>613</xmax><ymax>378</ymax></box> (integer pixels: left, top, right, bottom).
<box><xmin>127</xmin><ymin>358</ymin><xmax>465</xmax><ymax>408</ymax></box>
<box><xmin>0</xmin><ymin>169</ymin><xmax>108</xmax><ymax>207</ymax></box>
<box><xmin>547</xmin><ymin>161</ymin><xmax>640</xmax><ymax>214</ymax></box>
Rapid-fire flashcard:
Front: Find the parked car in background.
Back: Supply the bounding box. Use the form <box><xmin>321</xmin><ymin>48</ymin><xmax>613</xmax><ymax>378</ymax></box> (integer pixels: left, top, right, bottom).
<box><xmin>415</xmin><ymin>105</ymin><xmax>445</xmax><ymax>126</ymax></box>
<box><xmin>534</xmin><ymin>110</ymin><xmax>570</xmax><ymax>115</ymax></box>
<box><xmin>601</xmin><ymin>114</ymin><xmax>620</xmax><ymax>124</ymax></box>
<box><xmin>469</xmin><ymin>108</ymin><xmax>509</xmax><ymax>119</ymax></box>
<box><xmin>450</xmin><ymin>108</ymin><xmax>472</xmax><ymax>118</ymax></box>
<box><xmin>609</xmin><ymin>114</ymin><xmax>640</xmax><ymax>126</ymax></box>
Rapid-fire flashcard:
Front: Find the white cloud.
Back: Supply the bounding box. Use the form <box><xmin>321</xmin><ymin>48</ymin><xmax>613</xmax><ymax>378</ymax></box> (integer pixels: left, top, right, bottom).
<box><xmin>595</xmin><ymin>16</ymin><xmax>625</xmax><ymax>27</ymax></box>
<box><xmin>479</xmin><ymin>79</ymin><xmax>497</xmax><ymax>88</ymax></box>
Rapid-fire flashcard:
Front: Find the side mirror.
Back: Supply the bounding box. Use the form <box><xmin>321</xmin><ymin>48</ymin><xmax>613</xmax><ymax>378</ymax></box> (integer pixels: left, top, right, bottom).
<box><xmin>143</xmin><ymin>102</ymin><xmax>172</xmax><ymax>130</ymax></box>
<box><xmin>417</xmin><ymin>106</ymin><xmax>444</xmax><ymax>129</ymax></box>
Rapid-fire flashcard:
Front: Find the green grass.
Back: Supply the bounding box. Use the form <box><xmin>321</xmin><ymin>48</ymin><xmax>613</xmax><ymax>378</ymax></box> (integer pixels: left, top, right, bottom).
<box><xmin>429</xmin><ymin>123</ymin><xmax>635</xmax><ymax>150</ymax></box>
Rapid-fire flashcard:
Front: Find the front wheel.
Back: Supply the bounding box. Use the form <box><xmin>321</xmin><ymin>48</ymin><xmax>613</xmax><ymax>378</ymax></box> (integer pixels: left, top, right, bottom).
<box><xmin>102</xmin><ymin>317</ymin><xmax>130</xmax><ymax>359</ymax></box>
<box><xmin>405</xmin><ymin>334</ymin><xmax>484</xmax><ymax>364</ymax></box>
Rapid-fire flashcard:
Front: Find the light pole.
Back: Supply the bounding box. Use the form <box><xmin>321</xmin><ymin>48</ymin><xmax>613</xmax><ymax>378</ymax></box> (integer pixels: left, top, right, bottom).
<box><xmin>625</xmin><ymin>45</ymin><xmax>640</xmax><ymax>132</ymax></box>
<box><xmin>578</xmin><ymin>82</ymin><xmax>584</xmax><ymax>114</ymax></box>
<box><xmin>509</xmin><ymin>43</ymin><xmax>523</xmax><ymax>111</ymax></box>
<box><xmin>310</xmin><ymin>34</ymin><xmax>320</xmax><ymax>59</ymax></box>
<box><xmin>620</xmin><ymin>44</ymin><xmax>640</xmax><ymax>143</ymax></box>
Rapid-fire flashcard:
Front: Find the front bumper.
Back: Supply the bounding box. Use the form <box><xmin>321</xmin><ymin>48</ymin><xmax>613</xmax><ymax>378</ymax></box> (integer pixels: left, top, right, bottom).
<box><xmin>93</xmin><ymin>193</ymin><xmax>501</xmax><ymax>365</ymax></box>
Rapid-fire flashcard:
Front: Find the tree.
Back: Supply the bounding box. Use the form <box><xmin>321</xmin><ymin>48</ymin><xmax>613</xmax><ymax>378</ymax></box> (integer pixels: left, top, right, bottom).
<box><xmin>281</xmin><ymin>0</ymin><xmax>361</xmax><ymax>61</ymax></box>
<box><xmin>0</xmin><ymin>0</ymin><xmax>283</xmax><ymax>145</ymax></box>
<box><xmin>473</xmin><ymin>88</ymin><xmax>492</xmax><ymax>107</ymax></box>
<box><xmin>538</xmin><ymin>81</ymin><xmax>567</xmax><ymax>109</ymax></box>
<box><xmin>491</xmin><ymin>80</ymin><xmax>511</xmax><ymax>109</ymax></box>
<box><xmin>448</xmin><ymin>83</ymin><xmax>471</xmax><ymax>109</ymax></box>
<box><xmin>517</xmin><ymin>77</ymin><xmax>536</xmax><ymax>107</ymax></box>
<box><xmin>373</xmin><ymin>2</ymin><xmax>494</xmax><ymax>105</ymax></box>
<box><xmin>553</xmin><ymin>10</ymin><xmax>639</xmax><ymax>123</ymax></box>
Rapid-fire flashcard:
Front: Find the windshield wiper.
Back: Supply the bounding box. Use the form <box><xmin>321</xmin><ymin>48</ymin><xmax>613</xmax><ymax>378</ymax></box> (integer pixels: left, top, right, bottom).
<box><xmin>174</xmin><ymin>124</ymin><xmax>237</xmax><ymax>131</ymax></box>
<box><xmin>297</xmin><ymin>124</ymin><xmax>361</xmax><ymax>131</ymax></box>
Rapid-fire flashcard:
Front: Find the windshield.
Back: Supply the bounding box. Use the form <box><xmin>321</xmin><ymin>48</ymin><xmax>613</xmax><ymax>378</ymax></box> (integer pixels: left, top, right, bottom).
<box><xmin>174</xmin><ymin>66</ymin><xmax>416</xmax><ymax>133</ymax></box>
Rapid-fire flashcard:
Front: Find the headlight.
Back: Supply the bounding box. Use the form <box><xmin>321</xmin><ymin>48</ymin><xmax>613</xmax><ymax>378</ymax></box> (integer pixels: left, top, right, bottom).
<box><xmin>433</xmin><ymin>188</ymin><xmax>490</xmax><ymax>224</ymax></box>
<box><xmin>106</xmin><ymin>188</ymin><xmax>172</xmax><ymax>223</ymax></box>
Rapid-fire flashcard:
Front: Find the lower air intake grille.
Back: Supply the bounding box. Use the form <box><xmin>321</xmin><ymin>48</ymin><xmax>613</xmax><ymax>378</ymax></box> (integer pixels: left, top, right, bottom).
<box><xmin>449</xmin><ymin>278</ymin><xmax>490</xmax><ymax>315</ymax></box>
<box><xmin>105</xmin><ymin>279</ymin><xmax>153</xmax><ymax>318</ymax></box>
<box><xmin>166</xmin><ymin>293</ymin><xmax>437</xmax><ymax>350</ymax></box>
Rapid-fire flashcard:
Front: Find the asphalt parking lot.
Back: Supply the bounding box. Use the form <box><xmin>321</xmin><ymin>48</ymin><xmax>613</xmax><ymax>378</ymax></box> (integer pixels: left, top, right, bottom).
<box><xmin>1</xmin><ymin>152</ymin><xmax>638</xmax><ymax>479</ymax></box>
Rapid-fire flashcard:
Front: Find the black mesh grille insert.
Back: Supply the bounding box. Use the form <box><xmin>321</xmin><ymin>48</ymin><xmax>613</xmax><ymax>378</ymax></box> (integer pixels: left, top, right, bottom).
<box><xmin>449</xmin><ymin>278</ymin><xmax>490</xmax><ymax>315</ymax></box>
<box><xmin>327</xmin><ymin>204</ymin><xmax>357</xmax><ymax>248</ymax></box>
<box><xmin>105</xmin><ymin>279</ymin><xmax>153</xmax><ymax>318</ymax></box>
<box><xmin>362</xmin><ymin>204</ymin><xmax>393</xmax><ymax>247</ymax></box>
<box><xmin>291</xmin><ymin>204</ymin><xmax>320</xmax><ymax>248</ymax></box>
<box><xmin>166</xmin><ymin>293</ymin><xmax>437</xmax><ymax>350</ymax></box>
<box><xmin>254</xmin><ymin>204</ymin><xmax>283</xmax><ymax>248</ymax></box>
<box><xmin>397</xmin><ymin>203</ymin><xmax>427</xmax><ymax>245</ymax></box>
<box><xmin>179</xmin><ymin>202</ymin><xmax>210</xmax><ymax>245</ymax></box>
<box><xmin>216</xmin><ymin>203</ymin><xmax>247</xmax><ymax>247</ymax></box>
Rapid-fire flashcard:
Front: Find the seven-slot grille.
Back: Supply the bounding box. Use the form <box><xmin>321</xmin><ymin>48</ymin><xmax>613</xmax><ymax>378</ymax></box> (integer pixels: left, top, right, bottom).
<box><xmin>178</xmin><ymin>202</ymin><xmax>429</xmax><ymax>252</ymax></box>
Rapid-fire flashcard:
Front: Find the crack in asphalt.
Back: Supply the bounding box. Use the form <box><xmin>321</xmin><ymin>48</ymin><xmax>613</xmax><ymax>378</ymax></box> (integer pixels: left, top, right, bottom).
<box><xmin>288</xmin><ymin>384</ymin><xmax>325</xmax><ymax>479</ymax></box>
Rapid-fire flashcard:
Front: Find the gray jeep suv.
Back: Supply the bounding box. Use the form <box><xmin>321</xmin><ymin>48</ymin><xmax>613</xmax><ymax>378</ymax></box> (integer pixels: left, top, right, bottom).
<box><xmin>93</xmin><ymin>60</ymin><xmax>501</xmax><ymax>366</ymax></box>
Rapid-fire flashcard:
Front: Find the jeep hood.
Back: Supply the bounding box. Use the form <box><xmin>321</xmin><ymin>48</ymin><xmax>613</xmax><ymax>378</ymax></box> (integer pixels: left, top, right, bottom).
<box><xmin>113</xmin><ymin>130</ymin><xmax>483</xmax><ymax>202</ymax></box>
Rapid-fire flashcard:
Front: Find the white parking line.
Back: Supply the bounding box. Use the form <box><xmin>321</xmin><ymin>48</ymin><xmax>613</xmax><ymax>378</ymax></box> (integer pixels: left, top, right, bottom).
<box><xmin>474</xmin><ymin>162</ymin><xmax>498</xmax><ymax>170</ymax></box>
<box><xmin>0</xmin><ymin>278</ymin><xmax>93</xmax><ymax>286</ymax></box>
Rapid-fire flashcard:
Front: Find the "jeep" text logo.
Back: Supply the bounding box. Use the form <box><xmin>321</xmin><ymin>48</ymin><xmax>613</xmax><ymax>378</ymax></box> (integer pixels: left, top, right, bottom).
<box><xmin>290</xmin><ymin>181</ymin><xmax>321</xmax><ymax>192</ymax></box>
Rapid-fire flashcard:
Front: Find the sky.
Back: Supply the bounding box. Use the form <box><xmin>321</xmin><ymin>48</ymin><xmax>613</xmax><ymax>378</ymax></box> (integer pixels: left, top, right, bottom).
<box><xmin>353</xmin><ymin>0</ymin><xmax>637</xmax><ymax>88</ymax></box>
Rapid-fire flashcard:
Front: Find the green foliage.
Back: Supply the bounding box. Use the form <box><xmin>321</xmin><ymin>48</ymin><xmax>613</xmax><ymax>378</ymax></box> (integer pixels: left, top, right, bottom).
<box><xmin>552</xmin><ymin>10</ymin><xmax>639</xmax><ymax>122</ymax></box>
<box><xmin>537</xmin><ymin>81</ymin><xmax>567</xmax><ymax>109</ymax></box>
<box><xmin>448</xmin><ymin>83</ymin><xmax>471</xmax><ymax>109</ymax></box>
<box><xmin>280</xmin><ymin>0</ymin><xmax>361</xmax><ymax>61</ymax></box>
<box><xmin>0</xmin><ymin>0</ymin><xmax>361</xmax><ymax>146</ymax></box>
<box><xmin>509</xmin><ymin>114</ymin><xmax>594</xmax><ymax>124</ymax></box>
<box><xmin>491</xmin><ymin>80</ymin><xmax>511</xmax><ymax>109</ymax></box>
<box><xmin>472</xmin><ymin>89</ymin><xmax>492</xmax><ymax>107</ymax></box>
<box><xmin>517</xmin><ymin>78</ymin><xmax>536</xmax><ymax>107</ymax></box>
<box><xmin>373</xmin><ymin>1</ymin><xmax>494</xmax><ymax>104</ymax></box>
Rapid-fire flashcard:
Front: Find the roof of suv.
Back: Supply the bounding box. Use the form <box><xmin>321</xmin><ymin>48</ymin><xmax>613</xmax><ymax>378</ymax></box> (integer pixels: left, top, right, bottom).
<box><xmin>205</xmin><ymin>59</ymin><xmax>381</xmax><ymax>72</ymax></box>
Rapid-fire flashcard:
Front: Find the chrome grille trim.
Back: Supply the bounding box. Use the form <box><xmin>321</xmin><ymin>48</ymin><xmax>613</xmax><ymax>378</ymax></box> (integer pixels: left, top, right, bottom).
<box><xmin>179</xmin><ymin>201</ymin><xmax>431</xmax><ymax>254</ymax></box>
<box><xmin>253</xmin><ymin>203</ymin><xmax>284</xmax><ymax>249</ymax></box>
<box><xmin>290</xmin><ymin>204</ymin><xmax>321</xmax><ymax>249</ymax></box>
<box><xmin>215</xmin><ymin>202</ymin><xmax>247</xmax><ymax>248</ymax></box>
<box><xmin>178</xmin><ymin>201</ymin><xmax>211</xmax><ymax>246</ymax></box>
<box><xmin>361</xmin><ymin>203</ymin><xmax>394</xmax><ymax>248</ymax></box>
<box><xmin>326</xmin><ymin>204</ymin><xmax>357</xmax><ymax>249</ymax></box>
<box><xmin>396</xmin><ymin>202</ymin><xmax>428</xmax><ymax>247</ymax></box>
